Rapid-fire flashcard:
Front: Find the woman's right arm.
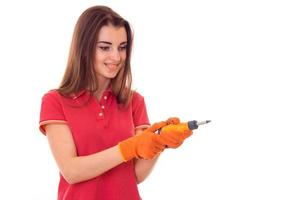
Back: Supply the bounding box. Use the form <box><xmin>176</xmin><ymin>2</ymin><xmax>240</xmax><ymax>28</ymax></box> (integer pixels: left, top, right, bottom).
<box><xmin>45</xmin><ymin>123</ymin><xmax>124</xmax><ymax>184</ymax></box>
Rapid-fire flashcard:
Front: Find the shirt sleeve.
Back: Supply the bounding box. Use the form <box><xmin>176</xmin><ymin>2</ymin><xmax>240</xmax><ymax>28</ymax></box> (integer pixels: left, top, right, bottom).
<box><xmin>39</xmin><ymin>90</ymin><xmax>67</xmax><ymax>135</ymax></box>
<box><xmin>131</xmin><ymin>91</ymin><xmax>150</xmax><ymax>130</ymax></box>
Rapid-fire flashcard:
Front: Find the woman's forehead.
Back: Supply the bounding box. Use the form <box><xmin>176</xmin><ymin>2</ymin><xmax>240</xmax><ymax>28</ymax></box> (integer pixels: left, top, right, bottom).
<box><xmin>97</xmin><ymin>24</ymin><xmax>127</xmax><ymax>43</ymax></box>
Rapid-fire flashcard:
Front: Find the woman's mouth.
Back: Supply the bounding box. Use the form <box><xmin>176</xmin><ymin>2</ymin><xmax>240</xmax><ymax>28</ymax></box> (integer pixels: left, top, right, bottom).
<box><xmin>105</xmin><ymin>63</ymin><xmax>119</xmax><ymax>71</ymax></box>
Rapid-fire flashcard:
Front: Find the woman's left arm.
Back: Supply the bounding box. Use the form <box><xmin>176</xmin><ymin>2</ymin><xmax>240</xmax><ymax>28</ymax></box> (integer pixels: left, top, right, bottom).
<box><xmin>134</xmin><ymin>128</ymin><xmax>161</xmax><ymax>184</ymax></box>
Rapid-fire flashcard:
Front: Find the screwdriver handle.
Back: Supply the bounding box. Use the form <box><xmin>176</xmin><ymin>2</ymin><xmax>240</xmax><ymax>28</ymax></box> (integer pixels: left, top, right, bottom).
<box><xmin>187</xmin><ymin>120</ymin><xmax>199</xmax><ymax>130</ymax></box>
<box><xmin>188</xmin><ymin>120</ymin><xmax>211</xmax><ymax>130</ymax></box>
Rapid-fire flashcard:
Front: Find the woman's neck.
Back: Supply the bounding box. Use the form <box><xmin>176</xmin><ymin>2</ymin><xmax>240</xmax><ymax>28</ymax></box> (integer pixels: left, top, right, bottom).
<box><xmin>94</xmin><ymin>78</ymin><xmax>111</xmax><ymax>100</ymax></box>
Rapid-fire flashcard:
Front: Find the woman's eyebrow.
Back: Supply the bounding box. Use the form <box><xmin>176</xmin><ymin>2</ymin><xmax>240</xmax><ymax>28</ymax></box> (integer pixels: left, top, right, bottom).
<box><xmin>97</xmin><ymin>41</ymin><xmax>111</xmax><ymax>45</ymax></box>
<box><xmin>97</xmin><ymin>41</ymin><xmax>127</xmax><ymax>45</ymax></box>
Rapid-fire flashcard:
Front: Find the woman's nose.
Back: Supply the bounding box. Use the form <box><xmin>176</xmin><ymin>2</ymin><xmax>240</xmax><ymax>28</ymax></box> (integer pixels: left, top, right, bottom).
<box><xmin>110</xmin><ymin>49</ymin><xmax>121</xmax><ymax>62</ymax></box>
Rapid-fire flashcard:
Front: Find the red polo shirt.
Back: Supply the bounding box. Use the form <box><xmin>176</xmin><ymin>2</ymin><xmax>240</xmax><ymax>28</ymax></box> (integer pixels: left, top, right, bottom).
<box><xmin>39</xmin><ymin>89</ymin><xmax>150</xmax><ymax>200</ymax></box>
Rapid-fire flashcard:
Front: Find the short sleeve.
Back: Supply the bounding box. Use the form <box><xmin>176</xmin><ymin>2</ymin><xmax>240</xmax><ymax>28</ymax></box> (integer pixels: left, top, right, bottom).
<box><xmin>131</xmin><ymin>91</ymin><xmax>150</xmax><ymax>130</ymax></box>
<box><xmin>39</xmin><ymin>90</ymin><xmax>67</xmax><ymax>134</ymax></box>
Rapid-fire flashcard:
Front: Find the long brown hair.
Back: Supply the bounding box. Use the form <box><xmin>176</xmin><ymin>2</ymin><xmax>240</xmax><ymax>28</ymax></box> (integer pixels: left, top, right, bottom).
<box><xmin>58</xmin><ymin>6</ymin><xmax>133</xmax><ymax>106</ymax></box>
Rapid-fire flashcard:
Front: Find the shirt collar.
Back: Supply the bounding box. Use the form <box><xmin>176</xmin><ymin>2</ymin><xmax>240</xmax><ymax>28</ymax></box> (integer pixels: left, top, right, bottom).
<box><xmin>71</xmin><ymin>90</ymin><xmax>87</xmax><ymax>100</ymax></box>
<box><xmin>72</xmin><ymin>86</ymin><xmax>113</xmax><ymax>100</ymax></box>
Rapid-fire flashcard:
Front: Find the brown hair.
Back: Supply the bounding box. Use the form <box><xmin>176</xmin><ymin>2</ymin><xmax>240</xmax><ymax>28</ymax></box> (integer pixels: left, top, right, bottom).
<box><xmin>57</xmin><ymin>6</ymin><xmax>133</xmax><ymax>106</ymax></box>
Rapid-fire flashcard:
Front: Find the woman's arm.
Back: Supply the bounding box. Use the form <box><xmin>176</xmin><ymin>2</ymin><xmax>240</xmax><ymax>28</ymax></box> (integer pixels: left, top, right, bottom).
<box><xmin>134</xmin><ymin>128</ymin><xmax>161</xmax><ymax>184</ymax></box>
<box><xmin>45</xmin><ymin>123</ymin><xmax>124</xmax><ymax>184</ymax></box>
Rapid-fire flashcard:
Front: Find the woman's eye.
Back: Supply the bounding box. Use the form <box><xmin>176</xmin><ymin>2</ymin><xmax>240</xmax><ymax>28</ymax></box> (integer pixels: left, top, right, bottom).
<box><xmin>119</xmin><ymin>46</ymin><xmax>127</xmax><ymax>51</ymax></box>
<box><xmin>99</xmin><ymin>46</ymin><xmax>111</xmax><ymax>51</ymax></box>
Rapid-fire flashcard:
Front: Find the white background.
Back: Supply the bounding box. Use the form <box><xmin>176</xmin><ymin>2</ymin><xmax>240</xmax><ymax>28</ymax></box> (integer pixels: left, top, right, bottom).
<box><xmin>0</xmin><ymin>0</ymin><xmax>300</xmax><ymax>199</ymax></box>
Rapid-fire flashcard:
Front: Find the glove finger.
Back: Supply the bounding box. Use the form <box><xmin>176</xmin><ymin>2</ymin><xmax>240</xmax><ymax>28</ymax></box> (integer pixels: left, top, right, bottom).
<box><xmin>166</xmin><ymin>141</ymin><xmax>182</xmax><ymax>148</ymax></box>
<box><xmin>183</xmin><ymin>130</ymin><xmax>193</xmax><ymax>139</ymax></box>
<box><xmin>143</xmin><ymin>147</ymin><xmax>157</xmax><ymax>159</ymax></box>
<box><xmin>148</xmin><ymin>121</ymin><xmax>167</xmax><ymax>132</ymax></box>
<box><xmin>155</xmin><ymin>145</ymin><xmax>164</xmax><ymax>153</ymax></box>
<box><xmin>152</xmin><ymin>134</ymin><xmax>163</xmax><ymax>145</ymax></box>
<box><xmin>166</xmin><ymin>133</ymin><xmax>183</xmax><ymax>144</ymax></box>
<box><xmin>144</xmin><ymin>153</ymin><xmax>153</xmax><ymax>160</ymax></box>
<box><xmin>156</xmin><ymin>135</ymin><xmax>171</xmax><ymax>146</ymax></box>
<box><xmin>158</xmin><ymin>134</ymin><xmax>182</xmax><ymax>148</ymax></box>
<box><xmin>162</xmin><ymin>138</ymin><xmax>182</xmax><ymax>148</ymax></box>
<box><xmin>153</xmin><ymin>140</ymin><xmax>165</xmax><ymax>150</ymax></box>
<box><xmin>155</xmin><ymin>133</ymin><xmax>169</xmax><ymax>143</ymax></box>
<box><xmin>166</xmin><ymin>117</ymin><xmax>180</xmax><ymax>125</ymax></box>
<box><xmin>162</xmin><ymin>131</ymin><xmax>184</xmax><ymax>142</ymax></box>
<box><xmin>151</xmin><ymin>145</ymin><xmax>163</xmax><ymax>154</ymax></box>
<box><xmin>172</xmin><ymin>141</ymin><xmax>183</xmax><ymax>148</ymax></box>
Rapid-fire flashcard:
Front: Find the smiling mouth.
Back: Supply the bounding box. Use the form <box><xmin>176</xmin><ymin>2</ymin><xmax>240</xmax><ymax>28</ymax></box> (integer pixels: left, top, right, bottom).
<box><xmin>105</xmin><ymin>63</ymin><xmax>119</xmax><ymax>71</ymax></box>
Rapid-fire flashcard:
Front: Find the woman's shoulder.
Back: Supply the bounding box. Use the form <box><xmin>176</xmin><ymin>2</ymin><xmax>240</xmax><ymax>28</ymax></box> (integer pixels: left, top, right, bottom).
<box><xmin>131</xmin><ymin>90</ymin><xmax>145</xmax><ymax>101</ymax></box>
<box><xmin>41</xmin><ymin>89</ymin><xmax>63</xmax><ymax>102</ymax></box>
<box><xmin>131</xmin><ymin>90</ymin><xmax>146</xmax><ymax>107</ymax></box>
<box><xmin>42</xmin><ymin>89</ymin><xmax>60</xmax><ymax>98</ymax></box>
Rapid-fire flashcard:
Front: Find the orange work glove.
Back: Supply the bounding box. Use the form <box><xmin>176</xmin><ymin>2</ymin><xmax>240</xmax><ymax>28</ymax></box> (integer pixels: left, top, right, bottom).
<box><xmin>165</xmin><ymin>117</ymin><xmax>180</xmax><ymax>125</ymax></box>
<box><xmin>157</xmin><ymin>118</ymin><xmax>193</xmax><ymax>149</ymax></box>
<box><xmin>118</xmin><ymin>121</ymin><xmax>167</xmax><ymax>162</ymax></box>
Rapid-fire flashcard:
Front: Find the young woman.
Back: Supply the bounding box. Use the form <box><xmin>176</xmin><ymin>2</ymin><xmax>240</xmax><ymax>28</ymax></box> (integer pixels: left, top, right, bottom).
<box><xmin>39</xmin><ymin>5</ymin><xmax>192</xmax><ymax>200</ymax></box>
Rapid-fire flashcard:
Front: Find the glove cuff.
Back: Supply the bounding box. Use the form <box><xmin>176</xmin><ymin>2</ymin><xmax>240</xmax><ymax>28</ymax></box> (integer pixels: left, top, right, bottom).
<box><xmin>118</xmin><ymin>137</ymin><xmax>137</xmax><ymax>162</ymax></box>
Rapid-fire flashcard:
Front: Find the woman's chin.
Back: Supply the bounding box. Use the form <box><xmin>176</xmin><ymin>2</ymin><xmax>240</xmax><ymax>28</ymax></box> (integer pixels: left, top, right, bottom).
<box><xmin>104</xmin><ymin>72</ymin><xmax>118</xmax><ymax>79</ymax></box>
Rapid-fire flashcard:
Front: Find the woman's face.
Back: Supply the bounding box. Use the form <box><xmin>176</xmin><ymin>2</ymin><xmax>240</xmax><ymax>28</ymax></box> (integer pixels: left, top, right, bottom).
<box><xmin>94</xmin><ymin>24</ymin><xmax>127</xmax><ymax>82</ymax></box>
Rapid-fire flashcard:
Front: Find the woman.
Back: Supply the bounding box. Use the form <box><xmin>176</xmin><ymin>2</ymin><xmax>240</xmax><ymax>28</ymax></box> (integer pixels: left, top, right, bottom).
<box><xmin>39</xmin><ymin>5</ymin><xmax>192</xmax><ymax>200</ymax></box>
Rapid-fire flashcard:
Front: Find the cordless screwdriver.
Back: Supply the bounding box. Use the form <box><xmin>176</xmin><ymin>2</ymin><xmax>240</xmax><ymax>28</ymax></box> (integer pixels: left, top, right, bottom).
<box><xmin>159</xmin><ymin>120</ymin><xmax>211</xmax><ymax>134</ymax></box>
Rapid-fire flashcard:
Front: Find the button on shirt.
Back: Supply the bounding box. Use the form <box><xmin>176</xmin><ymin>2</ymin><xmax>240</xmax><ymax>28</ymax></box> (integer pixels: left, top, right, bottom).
<box><xmin>39</xmin><ymin>89</ymin><xmax>150</xmax><ymax>200</ymax></box>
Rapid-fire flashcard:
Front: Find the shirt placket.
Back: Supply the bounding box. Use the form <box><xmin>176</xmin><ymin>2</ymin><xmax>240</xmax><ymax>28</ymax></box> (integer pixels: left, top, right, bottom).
<box><xmin>97</xmin><ymin>94</ymin><xmax>107</xmax><ymax>120</ymax></box>
<box><xmin>97</xmin><ymin>92</ymin><xmax>113</xmax><ymax>129</ymax></box>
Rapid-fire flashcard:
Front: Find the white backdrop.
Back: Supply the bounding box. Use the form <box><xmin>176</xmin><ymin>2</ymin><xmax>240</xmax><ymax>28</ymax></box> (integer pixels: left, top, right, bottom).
<box><xmin>0</xmin><ymin>0</ymin><xmax>300</xmax><ymax>199</ymax></box>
